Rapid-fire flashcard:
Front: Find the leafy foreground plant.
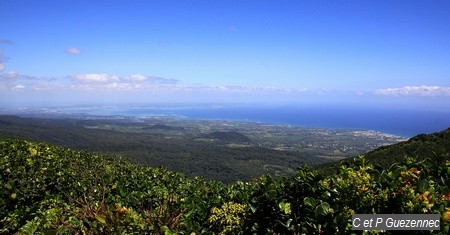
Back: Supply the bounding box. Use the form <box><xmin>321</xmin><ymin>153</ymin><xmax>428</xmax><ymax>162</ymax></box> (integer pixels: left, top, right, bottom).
<box><xmin>0</xmin><ymin>137</ymin><xmax>449</xmax><ymax>234</ymax></box>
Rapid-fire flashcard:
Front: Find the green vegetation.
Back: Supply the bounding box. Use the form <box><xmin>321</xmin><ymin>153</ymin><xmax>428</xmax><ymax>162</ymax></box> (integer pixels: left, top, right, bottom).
<box><xmin>317</xmin><ymin>127</ymin><xmax>450</xmax><ymax>174</ymax></box>
<box><xmin>198</xmin><ymin>131</ymin><xmax>251</xmax><ymax>144</ymax></box>
<box><xmin>1</xmin><ymin>131</ymin><xmax>449</xmax><ymax>234</ymax></box>
<box><xmin>0</xmin><ymin>115</ymin><xmax>405</xmax><ymax>183</ymax></box>
<box><xmin>0</xmin><ymin>115</ymin><xmax>322</xmax><ymax>183</ymax></box>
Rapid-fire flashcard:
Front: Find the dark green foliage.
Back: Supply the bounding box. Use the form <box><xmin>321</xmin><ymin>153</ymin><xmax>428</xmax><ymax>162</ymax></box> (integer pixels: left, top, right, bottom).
<box><xmin>199</xmin><ymin>131</ymin><xmax>251</xmax><ymax>143</ymax></box>
<box><xmin>0</xmin><ymin>115</ymin><xmax>325</xmax><ymax>183</ymax></box>
<box><xmin>143</xmin><ymin>124</ymin><xmax>186</xmax><ymax>131</ymax></box>
<box><xmin>316</xmin><ymin>127</ymin><xmax>450</xmax><ymax>175</ymax></box>
<box><xmin>363</xmin><ymin>127</ymin><xmax>450</xmax><ymax>168</ymax></box>
<box><xmin>1</xmin><ymin>134</ymin><xmax>450</xmax><ymax>234</ymax></box>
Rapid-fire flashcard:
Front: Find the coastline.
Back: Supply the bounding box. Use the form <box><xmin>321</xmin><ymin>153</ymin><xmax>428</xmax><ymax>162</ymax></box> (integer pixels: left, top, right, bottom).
<box><xmin>1</xmin><ymin>104</ymin><xmax>449</xmax><ymax>138</ymax></box>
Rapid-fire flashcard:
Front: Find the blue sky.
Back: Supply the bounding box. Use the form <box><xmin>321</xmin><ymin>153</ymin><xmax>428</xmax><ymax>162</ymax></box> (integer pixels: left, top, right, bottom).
<box><xmin>0</xmin><ymin>0</ymin><xmax>449</xmax><ymax>109</ymax></box>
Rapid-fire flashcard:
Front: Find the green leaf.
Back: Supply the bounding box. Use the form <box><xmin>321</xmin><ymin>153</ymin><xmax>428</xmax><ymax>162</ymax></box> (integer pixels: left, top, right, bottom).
<box><xmin>278</xmin><ymin>201</ymin><xmax>291</xmax><ymax>215</ymax></box>
<box><xmin>304</xmin><ymin>197</ymin><xmax>316</xmax><ymax>207</ymax></box>
<box><xmin>19</xmin><ymin>220</ymin><xmax>39</xmax><ymax>235</ymax></box>
<box><xmin>315</xmin><ymin>202</ymin><xmax>330</xmax><ymax>217</ymax></box>
<box><xmin>417</xmin><ymin>179</ymin><xmax>429</xmax><ymax>192</ymax></box>
<box><xmin>95</xmin><ymin>214</ymin><xmax>107</xmax><ymax>224</ymax></box>
<box><xmin>28</xmin><ymin>147</ymin><xmax>38</xmax><ymax>156</ymax></box>
<box><xmin>285</xmin><ymin>218</ymin><xmax>293</xmax><ymax>228</ymax></box>
<box><xmin>249</xmin><ymin>204</ymin><xmax>257</xmax><ymax>213</ymax></box>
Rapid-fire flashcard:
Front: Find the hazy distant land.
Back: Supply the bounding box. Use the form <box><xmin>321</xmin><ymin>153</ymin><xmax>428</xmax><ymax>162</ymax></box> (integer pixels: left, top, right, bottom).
<box><xmin>0</xmin><ymin>113</ymin><xmax>406</xmax><ymax>183</ymax></box>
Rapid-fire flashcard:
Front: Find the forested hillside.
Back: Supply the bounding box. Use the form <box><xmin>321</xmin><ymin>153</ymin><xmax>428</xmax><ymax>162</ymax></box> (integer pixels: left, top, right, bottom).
<box><xmin>364</xmin><ymin>127</ymin><xmax>450</xmax><ymax>167</ymax></box>
<box><xmin>1</xmin><ymin>133</ymin><xmax>449</xmax><ymax>234</ymax></box>
<box><xmin>316</xmin><ymin>127</ymin><xmax>450</xmax><ymax>175</ymax></box>
<box><xmin>1</xmin><ymin>114</ymin><xmax>406</xmax><ymax>184</ymax></box>
<box><xmin>0</xmin><ymin>115</ymin><xmax>328</xmax><ymax>183</ymax></box>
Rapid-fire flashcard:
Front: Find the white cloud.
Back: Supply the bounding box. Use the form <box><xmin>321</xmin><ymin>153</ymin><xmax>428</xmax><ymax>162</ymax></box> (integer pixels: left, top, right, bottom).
<box><xmin>65</xmin><ymin>47</ymin><xmax>82</xmax><ymax>55</ymax></box>
<box><xmin>72</xmin><ymin>73</ymin><xmax>178</xmax><ymax>85</ymax></box>
<box><xmin>0</xmin><ymin>63</ymin><xmax>4</xmax><ymax>72</ymax></box>
<box><xmin>68</xmin><ymin>73</ymin><xmax>177</xmax><ymax>91</ymax></box>
<box><xmin>6</xmin><ymin>71</ymin><xmax>17</xmax><ymax>78</ymax></box>
<box><xmin>128</xmin><ymin>74</ymin><xmax>147</xmax><ymax>81</ymax></box>
<box><xmin>106</xmin><ymin>82</ymin><xmax>133</xmax><ymax>91</ymax></box>
<box><xmin>375</xmin><ymin>85</ymin><xmax>450</xmax><ymax>97</ymax></box>
<box><xmin>13</xmin><ymin>84</ymin><xmax>25</xmax><ymax>91</ymax></box>
<box><xmin>145</xmin><ymin>75</ymin><xmax>178</xmax><ymax>84</ymax></box>
<box><xmin>2</xmin><ymin>72</ymin><xmax>321</xmax><ymax>99</ymax></box>
<box><xmin>73</xmin><ymin>73</ymin><xmax>116</xmax><ymax>82</ymax></box>
<box><xmin>0</xmin><ymin>72</ymin><xmax>64</xmax><ymax>92</ymax></box>
<box><xmin>1</xmin><ymin>71</ymin><xmax>36</xmax><ymax>80</ymax></box>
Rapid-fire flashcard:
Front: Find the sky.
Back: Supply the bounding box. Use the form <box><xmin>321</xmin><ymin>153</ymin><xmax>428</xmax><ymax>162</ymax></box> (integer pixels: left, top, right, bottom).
<box><xmin>0</xmin><ymin>0</ymin><xmax>450</xmax><ymax>109</ymax></box>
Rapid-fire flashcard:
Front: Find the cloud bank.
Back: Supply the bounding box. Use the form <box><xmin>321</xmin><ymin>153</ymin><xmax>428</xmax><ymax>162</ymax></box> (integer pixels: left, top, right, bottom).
<box><xmin>3</xmin><ymin>71</ymin><xmax>449</xmax><ymax>100</ymax></box>
<box><xmin>65</xmin><ymin>47</ymin><xmax>82</xmax><ymax>55</ymax></box>
<box><xmin>0</xmin><ymin>72</ymin><xmax>316</xmax><ymax>97</ymax></box>
<box><xmin>375</xmin><ymin>85</ymin><xmax>450</xmax><ymax>97</ymax></box>
<box><xmin>4</xmin><ymin>70</ymin><xmax>448</xmax><ymax>108</ymax></box>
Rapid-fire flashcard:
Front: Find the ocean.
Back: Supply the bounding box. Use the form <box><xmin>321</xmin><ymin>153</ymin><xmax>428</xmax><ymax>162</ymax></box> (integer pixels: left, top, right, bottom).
<box><xmin>59</xmin><ymin>104</ymin><xmax>450</xmax><ymax>138</ymax></box>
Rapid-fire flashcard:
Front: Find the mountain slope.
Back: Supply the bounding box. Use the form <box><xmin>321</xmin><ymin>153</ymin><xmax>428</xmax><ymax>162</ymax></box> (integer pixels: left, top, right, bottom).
<box><xmin>316</xmin><ymin>127</ymin><xmax>450</xmax><ymax>174</ymax></box>
<box><xmin>364</xmin><ymin>127</ymin><xmax>450</xmax><ymax>167</ymax></box>
<box><xmin>199</xmin><ymin>131</ymin><xmax>251</xmax><ymax>143</ymax></box>
<box><xmin>1</xmin><ymin>129</ymin><xmax>450</xmax><ymax>234</ymax></box>
<box><xmin>0</xmin><ymin>115</ymin><xmax>324</xmax><ymax>183</ymax></box>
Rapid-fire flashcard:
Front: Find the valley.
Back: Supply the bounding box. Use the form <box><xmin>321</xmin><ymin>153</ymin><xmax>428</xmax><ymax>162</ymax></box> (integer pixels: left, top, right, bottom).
<box><xmin>0</xmin><ymin>114</ymin><xmax>405</xmax><ymax>183</ymax></box>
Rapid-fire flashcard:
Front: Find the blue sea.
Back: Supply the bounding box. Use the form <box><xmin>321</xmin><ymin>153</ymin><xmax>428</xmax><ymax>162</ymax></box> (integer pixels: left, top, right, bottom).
<box><xmin>56</xmin><ymin>104</ymin><xmax>450</xmax><ymax>138</ymax></box>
